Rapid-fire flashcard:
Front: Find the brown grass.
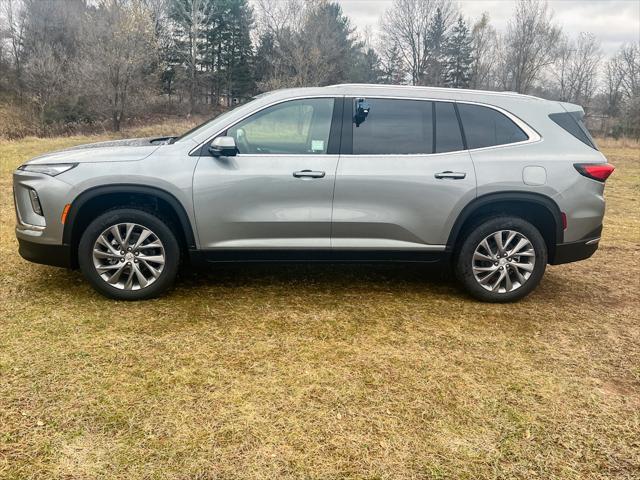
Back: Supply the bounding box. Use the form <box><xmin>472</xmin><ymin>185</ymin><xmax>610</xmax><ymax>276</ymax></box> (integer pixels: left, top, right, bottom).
<box><xmin>0</xmin><ymin>124</ymin><xmax>639</xmax><ymax>479</ymax></box>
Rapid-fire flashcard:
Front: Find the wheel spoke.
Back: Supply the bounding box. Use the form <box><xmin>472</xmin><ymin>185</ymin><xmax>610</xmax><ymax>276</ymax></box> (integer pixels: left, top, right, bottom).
<box><xmin>132</xmin><ymin>229</ymin><xmax>152</xmax><ymax>250</ymax></box>
<box><xmin>138</xmin><ymin>254</ymin><xmax>165</xmax><ymax>265</ymax></box>
<box><xmin>473</xmin><ymin>265</ymin><xmax>497</xmax><ymax>273</ymax></box>
<box><xmin>106</xmin><ymin>263</ymin><xmax>127</xmax><ymax>284</ymax></box>
<box><xmin>509</xmin><ymin>238</ymin><xmax>530</xmax><ymax>256</ymax></box>
<box><xmin>492</xmin><ymin>269</ymin><xmax>507</xmax><ymax>291</ymax></box>
<box><xmin>493</xmin><ymin>232</ymin><xmax>505</xmax><ymax>254</ymax></box>
<box><xmin>123</xmin><ymin>267</ymin><xmax>135</xmax><ymax>290</ymax></box>
<box><xmin>133</xmin><ymin>264</ymin><xmax>148</xmax><ymax>288</ymax></box>
<box><xmin>122</xmin><ymin>223</ymin><xmax>135</xmax><ymax>247</ymax></box>
<box><xmin>93</xmin><ymin>249</ymin><xmax>122</xmax><ymax>260</ymax></box>
<box><xmin>478</xmin><ymin>269</ymin><xmax>499</xmax><ymax>284</ymax></box>
<box><xmin>97</xmin><ymin>234</ymin><xmax>120</xmax><ymax>255</ymax></box>
<box><xmin>513</xmin><ymin>266</ymin><xmax>527</xmax><ymax>285</ymax></box>
<box><xmin>503</xmin><ymin>231</ymin><xmax>517</xmax><ymax>250</ymax></box>
<box><xmin>110</xmin><ymin>225</ymin><xmax>124</xmax><ymax>247</ymax></box>
<box><xmin>512</xmin><ymin>261</ymin><xmax>534</xmax><ymax>272</ymax></box>
<box><xmin>473</xmin><ymin>251</ymin><xmax>493</xmax><ymax>262</ymax></box>
<box><xmin>504</xmin><ymin>269</ymin><xmax>513</xmax><ymax>291</ymax></box>
<box><xmin>137</xmin><ymin>241</ymin><xmax>162</xmax><ymax>249</ymax></box>
<box><xmin>140</xmin><ymin>259</ymin><xmax>161</xmax><ymax>278</ymax></box>
<box><xmin>480</xmin><ymin>239</ymin><xmax>495</xmax><ymax>258</ymax></box>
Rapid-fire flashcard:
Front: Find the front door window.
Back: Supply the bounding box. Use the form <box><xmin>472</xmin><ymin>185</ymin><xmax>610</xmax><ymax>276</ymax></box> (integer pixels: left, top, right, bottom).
<box><xmin>227</xmin><ymin>98</ymin><xmax>335</xmax><ymax>155</ymax></box>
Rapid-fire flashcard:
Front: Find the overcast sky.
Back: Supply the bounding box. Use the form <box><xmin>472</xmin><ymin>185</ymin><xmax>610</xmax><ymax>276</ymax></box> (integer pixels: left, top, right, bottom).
<box><xmin>338</xmin><ymin>0</ymin><xmax>640</xmax><ymax>55</ymax></box>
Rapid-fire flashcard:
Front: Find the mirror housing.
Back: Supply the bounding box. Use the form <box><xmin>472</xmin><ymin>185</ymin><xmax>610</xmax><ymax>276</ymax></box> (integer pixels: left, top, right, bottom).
<box><xmin>208</xmin><ymin>136</ymin><xmax>237</xmax><ymax>157</ymax></box>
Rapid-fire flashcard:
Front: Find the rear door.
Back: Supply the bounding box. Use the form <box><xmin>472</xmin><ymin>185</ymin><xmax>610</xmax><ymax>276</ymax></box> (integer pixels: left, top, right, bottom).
<box><xmin>331</xmin><ymin>98</ymin><xmax>476</xmax><ymax>250</ymax></box>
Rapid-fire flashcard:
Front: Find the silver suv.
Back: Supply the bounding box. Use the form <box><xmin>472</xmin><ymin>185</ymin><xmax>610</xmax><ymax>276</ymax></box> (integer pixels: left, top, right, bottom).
<box><xmin>13</xmin><ymin>84</ymin><xmax>614</xmax><ymax>302</ymax></box>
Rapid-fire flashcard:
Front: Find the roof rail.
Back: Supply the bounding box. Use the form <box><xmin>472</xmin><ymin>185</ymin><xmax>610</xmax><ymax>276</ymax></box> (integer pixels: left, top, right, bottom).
<box><xmin>325</xmin><ymin>83</ymin><xmax>540</xmax><ymax>100</ymax></box>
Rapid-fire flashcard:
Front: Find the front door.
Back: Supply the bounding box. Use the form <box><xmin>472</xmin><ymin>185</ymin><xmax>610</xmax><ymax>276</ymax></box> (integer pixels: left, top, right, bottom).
<box><xmin>332</xmin><ymin>98</ymin><xmax>477</xmax><ymax>251</ymax></box>
<box><xmin>193</xmin><ymin>97</ymin><xmax>341</xmax><ymax>250</ymax></box>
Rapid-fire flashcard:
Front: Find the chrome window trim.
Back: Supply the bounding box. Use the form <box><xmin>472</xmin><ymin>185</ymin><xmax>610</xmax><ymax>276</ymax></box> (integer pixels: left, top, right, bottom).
<box><xmin>190</xmin><ymin>94</ymin><xmax>541</xmax><ymax>157</ymax></box>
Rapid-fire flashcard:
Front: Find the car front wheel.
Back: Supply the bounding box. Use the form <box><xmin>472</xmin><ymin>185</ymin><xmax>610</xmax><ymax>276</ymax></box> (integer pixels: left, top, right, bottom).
<box><xmin>454</xmin><ymin>216</ymin><xmax>547</xmax><ymax>302</ymax></box>
<box><xmin>78</xmin><ymin>209</ymin><xmax>180</xmax><ymax>300</ymax></box>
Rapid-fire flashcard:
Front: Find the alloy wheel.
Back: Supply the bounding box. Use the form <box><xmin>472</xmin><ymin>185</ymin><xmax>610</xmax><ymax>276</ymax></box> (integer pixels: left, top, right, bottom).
<box><xmin>92</xmin><ymin>223</ymin><xmax>165</xmax><ymax>290</ymax></box>
<box><xmin>471</xmin><ymin>230</ymin><xmax>536</xmax><ymax>293</ymax></box>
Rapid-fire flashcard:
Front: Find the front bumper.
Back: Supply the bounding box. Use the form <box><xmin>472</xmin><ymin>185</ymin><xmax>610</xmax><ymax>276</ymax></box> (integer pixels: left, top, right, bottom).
<box><xmin>18</xmin><ymin>238</ymin><xmax>73</xmax><ymax>268</ymax></box>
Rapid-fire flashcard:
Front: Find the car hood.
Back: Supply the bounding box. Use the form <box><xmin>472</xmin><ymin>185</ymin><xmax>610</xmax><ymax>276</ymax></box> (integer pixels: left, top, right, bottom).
<box><xmin>25</xmin><ymin>138</ymin><xmax>164</xmax><ymax>165</ymax></box>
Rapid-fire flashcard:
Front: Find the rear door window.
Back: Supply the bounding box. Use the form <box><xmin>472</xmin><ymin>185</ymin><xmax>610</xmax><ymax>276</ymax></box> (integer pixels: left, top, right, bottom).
<box><xmin>458</xmin><ymin>103</ymin><xmax>528</xmax><ymax>149</ymax></box>
<box><xmin>549</xmin><ymin>110</ymin><xmax>597</xmax><ymax>150</ymax></box>
<box><xmin>434</xmin><ymin>102</ymin><xmax>464</xmax><ymax>153</ymax></box>
<box><xmin>352</xmin><ymin>98</ymin><xmax>433</xmax><ymax>155</ymax></box>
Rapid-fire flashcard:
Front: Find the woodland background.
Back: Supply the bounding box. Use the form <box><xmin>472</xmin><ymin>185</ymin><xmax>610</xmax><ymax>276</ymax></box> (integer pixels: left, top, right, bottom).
<box><xmin>0</xmin><ymin>0</ymin><xmax>638</xmax><ymax>138</ymax></box>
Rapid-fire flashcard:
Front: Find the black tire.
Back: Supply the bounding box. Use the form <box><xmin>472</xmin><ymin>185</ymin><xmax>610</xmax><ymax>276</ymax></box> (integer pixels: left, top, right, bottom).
<box><xmin>78</xmin><ymin>208</ymin><xmax>180</xmax><ymax>300</ymax></box>
<box><xmin>454</xmin><ymin>216</ymin><xmax>547</xmax><ymax>303</ymax></box>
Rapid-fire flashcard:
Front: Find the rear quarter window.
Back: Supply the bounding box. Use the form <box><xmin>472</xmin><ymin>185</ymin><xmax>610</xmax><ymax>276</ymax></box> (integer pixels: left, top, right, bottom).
<box><xmin>549</xmin><ymin>111</ymin><xmax>598</xmax><ymax>150</ymax></box>
<box><xmin>458</xmin><ymin>103</ymin><xmax>529</xmax><ymax>149</ymax></box>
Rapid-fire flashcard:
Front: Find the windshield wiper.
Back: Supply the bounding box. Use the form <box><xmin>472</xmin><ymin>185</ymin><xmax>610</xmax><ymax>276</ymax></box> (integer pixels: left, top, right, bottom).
<box><xmin>150</xmin><ymin>136</ymin><xmax>177</xmax><ymax>145</ymax></box>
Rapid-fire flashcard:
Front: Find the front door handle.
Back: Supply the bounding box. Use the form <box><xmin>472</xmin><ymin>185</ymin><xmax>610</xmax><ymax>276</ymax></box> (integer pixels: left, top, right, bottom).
<box><xmin>434</xmin><ymin>171</ymin><xmax>466</xmax><ymax>180</ymax></box>
<box><xmin>293</xmin><ymin>170</ymin><xmax>325</xmax><ymax>179</ymax></box>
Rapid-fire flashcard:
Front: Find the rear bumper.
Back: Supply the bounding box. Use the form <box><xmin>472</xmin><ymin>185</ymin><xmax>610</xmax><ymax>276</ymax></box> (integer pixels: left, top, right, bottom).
<box><xmin>18</xmin><ymin>238</ymin><xmax>72</xmax><ymax>268</ymax></box>
<box><xmin>550</xmin><ymin>226</ymin><xmax>601</xmax><ymax>265</ymax></box>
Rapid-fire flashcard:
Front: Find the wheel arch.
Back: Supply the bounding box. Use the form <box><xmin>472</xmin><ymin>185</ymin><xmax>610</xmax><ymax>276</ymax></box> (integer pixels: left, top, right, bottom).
<box><xmin>447</xmin><ymin>191</ymin><xmax>564</xmax><ymax>262</ymax></box>
<box><xmin>63</xmin><ymin>184</ymin><xmax>196</xmax><ymax>268</ymax></box>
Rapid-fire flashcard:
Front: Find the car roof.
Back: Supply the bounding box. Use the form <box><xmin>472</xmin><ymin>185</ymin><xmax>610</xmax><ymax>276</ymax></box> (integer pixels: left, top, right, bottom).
<box><xmin>259</xmin><ymin>83</ymin><xmax>558</xmax><ymax>115</ymax></box>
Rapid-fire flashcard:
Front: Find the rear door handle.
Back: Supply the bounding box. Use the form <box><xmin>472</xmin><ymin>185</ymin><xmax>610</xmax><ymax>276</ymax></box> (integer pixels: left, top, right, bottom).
<box><xmin>293</xmin><ymin>169</ymin><xmax>325</xmax><ymax>179</ymax></box>
<box><xmin>434</xmin><ymin>171</ymin><xmax>466</xmax><ymax>180</ymax></box>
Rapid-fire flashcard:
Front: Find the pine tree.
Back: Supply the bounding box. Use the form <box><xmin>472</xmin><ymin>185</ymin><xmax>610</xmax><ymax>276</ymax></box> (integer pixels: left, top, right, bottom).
<box><xmin>423</xmin><ymin>8</ymin><xmax>448</xmax><ymax>86</ymax></box>
<box><xmin>444</xmin><ymin>15</ymin><xmax>474</xmax><ymax>88</ymax></box>
<box><xmin>379</xmin><ymin>42</ymin><xmax>406</xmax><ymax>84</ymax></box>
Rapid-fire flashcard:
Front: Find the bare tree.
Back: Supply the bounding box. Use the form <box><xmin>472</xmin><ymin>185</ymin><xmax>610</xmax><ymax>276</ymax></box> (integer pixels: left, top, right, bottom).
<box><xmin>380</xmin><ymin>0</ymin><xmax>454</xmax><ymax>85</ymax></box>
<box><xmin>603</xmin><ymin>55</ymin><xmax>624</xmax><ymax>117</ymax></box>
<box><xmin>23</xmin><ymin>42</ymin><xmax>67</xmax><ymax>132</ymax></box>
<box><xmin>254</xmin><ymin>0</ymin><xmax>301</xmax><ymax>38</ymax></box>
<box><xmin>617</xmin><ymin>42</ymin><xmax>640</xmax><ymax>99</ymax></box>
<box><xmin>499</xmin><ymin>0</ymin><xmax>561</xmax><ymax>93</ymax></box>
<box><xmin>82</xmin><ymin>0</ymin><xmax>157</xmax><ymax>131</ymax></box>
<box><xmin>1</xmin><ymin>0</ymin><xmax>26</xmax><ymax>94</ymax></box>
<box><xmin>554</xmin><ymin>33</ymin><xmax>601</xmax><ymax>108</ymax></box>
<box><xmin>470</xmin><ymin>12</ymin><xmax>497</xmax><ymax>89</ymax></box>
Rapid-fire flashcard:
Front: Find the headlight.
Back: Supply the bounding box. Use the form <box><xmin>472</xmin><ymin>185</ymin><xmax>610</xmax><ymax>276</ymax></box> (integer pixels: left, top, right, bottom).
<box><xmin>18</xmin><ymin>163</ymin><xmax>77</xmax><ymax>176</ymax></box>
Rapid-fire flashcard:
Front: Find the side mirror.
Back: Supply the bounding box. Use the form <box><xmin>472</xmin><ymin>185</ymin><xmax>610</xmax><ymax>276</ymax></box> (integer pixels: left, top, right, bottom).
<box><xmin>208</xmin><ymin>136</ymin><xmax>237</xmax><ymax>157</ymax></box>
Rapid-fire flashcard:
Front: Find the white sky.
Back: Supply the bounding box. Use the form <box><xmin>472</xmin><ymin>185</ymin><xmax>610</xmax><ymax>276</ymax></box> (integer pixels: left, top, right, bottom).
<box><xmin>338</xmin><ymin>0</ymin><xmax>640</xmax><ymax>55</ymax></box>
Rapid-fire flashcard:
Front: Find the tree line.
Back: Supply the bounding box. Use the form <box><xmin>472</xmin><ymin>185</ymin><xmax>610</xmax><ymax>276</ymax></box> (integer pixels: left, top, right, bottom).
<box><xmin>0</xmin><ymin>0</ymin><xmax>638</xmax><ymax>138</ymax></box>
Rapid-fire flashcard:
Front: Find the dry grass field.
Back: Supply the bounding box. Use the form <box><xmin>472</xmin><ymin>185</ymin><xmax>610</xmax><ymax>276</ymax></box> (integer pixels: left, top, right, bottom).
<box><xmin>0</xmin><ymin>126</ymin><xmax>639</xmax><ymax>479</ymax></box>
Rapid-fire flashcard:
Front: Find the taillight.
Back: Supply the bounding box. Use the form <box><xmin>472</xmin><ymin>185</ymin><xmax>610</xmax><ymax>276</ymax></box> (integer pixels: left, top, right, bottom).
<box><xmin>574</xmin><ymin>163</ymin><xmax>615</xmax><ymax>182</ymax></box>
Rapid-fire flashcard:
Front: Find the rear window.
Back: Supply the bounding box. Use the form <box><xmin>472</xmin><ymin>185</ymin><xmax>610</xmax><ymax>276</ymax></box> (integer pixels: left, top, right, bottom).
<box><xmin>458</xmin><ymin>104</ymin><xmax>529</xmax><ymax>149</ymax></box>
<box><xmin>549</xmin><ymin>111</ymin><xmax>598</xmax><ymax>150</ymax></box>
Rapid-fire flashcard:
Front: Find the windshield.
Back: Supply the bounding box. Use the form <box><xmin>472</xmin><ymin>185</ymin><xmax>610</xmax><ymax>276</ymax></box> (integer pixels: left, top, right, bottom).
<box><xmin>173</xmin><ymin>108</ymin><xmax>241</xmax><ymax>143</ymax></box>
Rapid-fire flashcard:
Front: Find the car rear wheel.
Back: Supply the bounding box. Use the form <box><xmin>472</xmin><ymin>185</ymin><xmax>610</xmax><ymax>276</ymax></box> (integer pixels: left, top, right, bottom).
<box><xmin>78</xmin><ymin>209</ymin><xmax>180</xmax><ymax>300</ymax></box>
<box><xmin>454</xmin><ymin>216</ymin><xmax>547</xmax><ymax>302</ymax></box>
